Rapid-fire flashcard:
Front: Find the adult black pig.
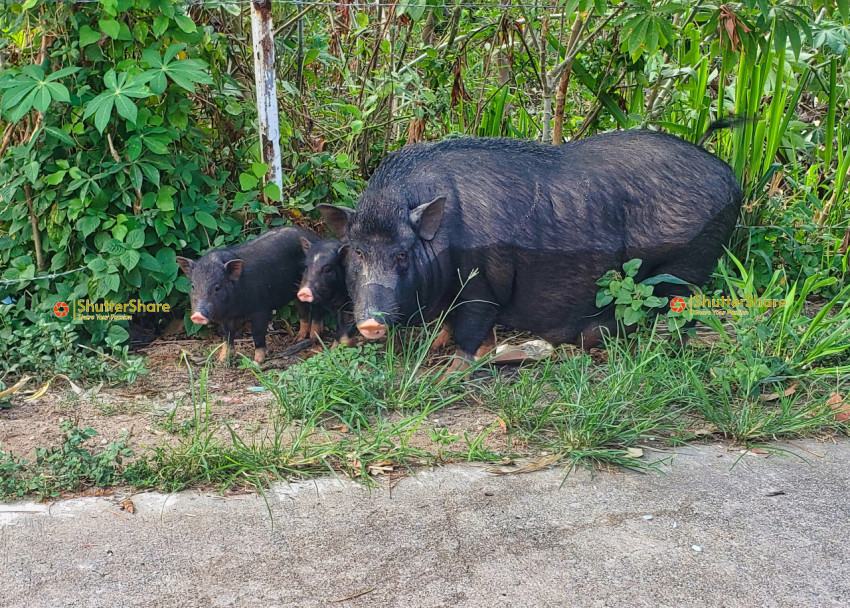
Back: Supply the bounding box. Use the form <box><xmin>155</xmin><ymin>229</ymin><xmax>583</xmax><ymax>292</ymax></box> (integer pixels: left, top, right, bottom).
<box><xmin>177</xmin><ymin>226</ymin><xmax>320</xmax><ymax>363</ymax></box>
<box><xmin>296</xmin><ymin>237</ymin><xmax>357</xmax><ymax>345</ymax></box>
<box><xmin>318</xmin><ymin>125</ymin><xmax>742</xmax><ymax>363</ymax></box>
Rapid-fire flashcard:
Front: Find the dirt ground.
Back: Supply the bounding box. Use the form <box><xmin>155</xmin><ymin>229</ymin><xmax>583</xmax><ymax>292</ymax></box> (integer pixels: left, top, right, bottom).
<box><xmin>0</xmin><ymin>322</ymin><xmax>521</xmax><ymax>461</ymax></box>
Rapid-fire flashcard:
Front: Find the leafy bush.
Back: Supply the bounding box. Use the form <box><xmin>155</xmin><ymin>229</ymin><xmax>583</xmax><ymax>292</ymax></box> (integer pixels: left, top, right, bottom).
<box><xmin>0</xmin><ymin>420</ymin><xmax>133</xmax><ymax>500</ymax></box>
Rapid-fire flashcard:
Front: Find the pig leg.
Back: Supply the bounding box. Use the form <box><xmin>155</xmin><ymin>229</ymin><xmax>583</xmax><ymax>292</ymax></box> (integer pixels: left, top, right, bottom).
<box><xmin>250</xmin><ymin>310</ymin><xmax>271</xmax><ymax>363</ymax></box>
<box><xmin>429</xmin><ymin>324</ymin><xmax>452</xmax><ymax>352</ymax></box>
<box><xmin>308</xmin><ymin>304</ymin><xmax>324</xmax><ymax>341</ymax></box>
<box><xmin>294</xmin><ymin>301</ymin><xmax>310</xmax><ymax>341</ymax></box>
<box><xmin>475</xmin><ymin>328</ymin><xmax>497</xmax><ymax>358</ymax></box>
<box><xmin>445</xmin><ymin>303</ymin><xmax>498</xmax><ymax>373</ymax></box>
<box><xmin>218</xmin><ymin>321</ymin><xmax>236</xmax><ymax>364</ymax></box>
<box><xmin>335</xmin><ymin>309</ymin><xmax>357</xmax><ymax>347</ymax></box>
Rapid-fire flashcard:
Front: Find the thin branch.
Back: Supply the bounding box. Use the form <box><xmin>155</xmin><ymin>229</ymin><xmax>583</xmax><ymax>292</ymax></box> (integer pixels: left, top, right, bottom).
<box><xmin>547</xmin><ymin>4</ymin><xmax>624</xmax><ymax>82</ymax></box>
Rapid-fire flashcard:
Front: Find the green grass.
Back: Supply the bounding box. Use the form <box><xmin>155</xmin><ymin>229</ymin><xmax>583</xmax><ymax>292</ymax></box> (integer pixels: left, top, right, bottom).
<box><xmin>3</xmin><ymin>268</ymin><xmax>848</xmax><ymax>500</ymax></box>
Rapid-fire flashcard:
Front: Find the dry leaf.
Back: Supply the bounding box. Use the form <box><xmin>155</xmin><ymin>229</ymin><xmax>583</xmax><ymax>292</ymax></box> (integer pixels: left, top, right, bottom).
<box><xmin>761</xmin><ymin>383</ymin><xmax>797</xmax><ymax>402</ymax></box>
<box><xmin>828</xmin><ymin>392</ymin><xmax>850</xmax><ymax>423</ymax></box>
<box><xmin>749</xmin><ymin>447</ymin><xmax>770</xmax><ymax>455</ymax></box>
<box><xmin>488</xmin><ymin>453</ymin><xmax>563</xmax><ymax>475</ymax></box>
<box><xmin>121</xmin><ymin>498</ymin><xmax>135</xmax><ymax>514</ymax></box>
<box><xmin>24</xmin><ymin>374</ymin><xmax>83</xmax><ymax>401</ymax></box>
<box><xmin>0</xmin><ymin>375</ymin><xmax>31</xmax><ymax>399</ymax></box>
<box><xmin>625</xmin><ymin>447</ymin><xmax>644</xmax><ymax>459</ymax></box>
<box><xmin>496</xmin><ymin>417</ymin><xmax>507</xmax><ymax>433</ymax></box>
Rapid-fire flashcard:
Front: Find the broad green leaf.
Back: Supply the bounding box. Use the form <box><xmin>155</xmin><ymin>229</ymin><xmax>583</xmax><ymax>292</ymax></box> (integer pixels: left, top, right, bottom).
<box><xmin>119</xmin><ymin>249</ymin><xmax>140</xmax><ymax>270</ymax></box>
<box><xmin>174</xmin><ymin>15</ymin><xmax>197</xmax><ymax>33</ymax></box>
<box><xmin>126</xmin><ymin>228</ymin><xmax>146</xmax><ymax>249</ymax></box>
<box><xmin>87</xmin><ymin>256</ymin><xmax>108</xmax><ymax>272</ymax></box>
<box><xmin>44</xmin><ymin>81</ymin><xmax>70</xmax><ymax>103</ymax></box>
<box><xmin>143</xmin><ymin>134</ymin><xmax>170</xmax><ymax>154</ymax></box>
<box><xmin>107</xmin><ymin>325</ymin><xmax>130</xmax><ymax>345</ymax></box>
<box><xmin>264</xmin><ymin>183</ymin><xmax>281</xmax><ymax>202</ymax></box>
<box><xmin>94</xmin><ymin>96</ymin><xmax>115</xmax><ymax>133</ymax></box>
<box><xmin>623</xmin><ymin>259</ymin><xmax>643</xmax><ymax>276</ymax></box>
<box><xmin>114</xmin><ymin>94</ymin><xmax>138</xmax><ymax>123</ymax></box>
<box><xmin>79</xmin><ymin>216</ymin><xmax>101</xmax><ymax>238</ymax></box>
<box><xmin>153</xmin><ymin>15</ymin><xmax>169</xmax><ymax>38</ymax></box>
<box><xmin>79</xmin><ymin>25</ymin><xmax>101</xmax><ymax>47</ymax></box>
<box><xmin>139</xmin><ymin>162</ymin><xmax>160</xmax><ymax>187</ymax></box>
<box><xmin>239</xmin><ymin>173</ymin><xmax>259</xmax><ymax>191</ymax></box>
<box><xmin>195</xmin><ymin>211</ymin><xmax>217</xmax><ymax>229</ymax></box>
<box><xmin>99</xmin><ymin>19</ymin><xmax>121</xmax><ymax>39</ymax></box>
<box><xmin>44</xmin><ymin>126</ymin><xmax>75</xmax><ymax>146</ymax></box>
<box><xmin>252</xmin><ymin>162</ymin><xmax>269</xmax><ymax>178</ymax></box>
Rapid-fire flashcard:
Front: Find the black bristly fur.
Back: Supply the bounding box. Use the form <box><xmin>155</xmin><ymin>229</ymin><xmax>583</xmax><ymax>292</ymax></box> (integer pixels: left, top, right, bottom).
<box><xmin>177</xmin><ymin>226</ymin><xmax>320</xmax><ymax>360</ymax></box>
<box><xmin>299</xmin><ymin>238</ymin><xmax>356</xmax><ymax>343</ymax></box>
<box><xmin>319</xmin><ymin>121</ymin><xmax>744</xmax><ymax>358</ymax></box>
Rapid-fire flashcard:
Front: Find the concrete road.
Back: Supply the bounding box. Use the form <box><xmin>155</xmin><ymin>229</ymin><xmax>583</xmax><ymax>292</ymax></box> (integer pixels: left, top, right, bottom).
<box><xmin>1</xmin><ymin>441</ymin><xmax>848</xmax><ymax>607</ymax></box>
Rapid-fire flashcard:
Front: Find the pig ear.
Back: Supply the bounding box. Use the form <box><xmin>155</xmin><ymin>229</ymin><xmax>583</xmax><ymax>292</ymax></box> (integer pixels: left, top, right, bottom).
<box><xmin>318</xmin><ymin>204</ymin><xmax>355</xmax><ymax>240</ymax></box>
<box><xmin>300</xmin><ymin>237</ymin><xmax>312</xmax><ymax>252</ymax></box>
<box><xmin>337</xmin><ymin>243</ymin><xmax>350</xmax><ymax>261</ymax></box>
<box><xmin>176</xmin><ymin>256</ymin><xmax>194</xmax><ymax>277</ymax></box>
<box><xmin>225</xmin><ymin>259</ymin><xmax>244</xmax><ymax>280</ymax></box>
<box><xmin>410</xmin><ymin>196</ymin><xmax>446</xmax><ymax>241</ymax></box>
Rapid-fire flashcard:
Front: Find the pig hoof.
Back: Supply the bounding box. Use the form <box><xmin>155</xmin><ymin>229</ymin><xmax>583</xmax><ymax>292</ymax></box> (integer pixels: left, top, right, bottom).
<box><xmin>440</xmin><ymin>353</ymin><xmax>472</xmax><ymax>381</ymax></box>
<box><xmin>253</xmin><ymin>347</ymin><xmax>267</xmax><ymax>363</ymax></box>
<box><xmin>295</xmin><ymin>320</ymin><xmax>310</xmax><ymax>342</ymax></box>
<box><xmin>217</xmin><ymin>344</ymin><xmax>230</xmax><ymax>363</ymax></box>
<box><xmin>429</xmin><ymin>328</ymin><xmax>452</xmax><ymax>352</ymax></box>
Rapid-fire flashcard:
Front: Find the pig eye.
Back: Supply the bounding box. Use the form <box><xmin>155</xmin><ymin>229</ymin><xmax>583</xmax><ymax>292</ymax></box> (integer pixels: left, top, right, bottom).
<box><xmin>214</xmin><ymin>284</ymin><xmax>222</xmax><ymax>292</ymax></box>
<box><xmin>396</xmin><ymin>252</ymin><xmax>409</xmax><ymax>270</ymax></box>
<box><xmin>322</xmin><ymin>265</ymin><xmax>334</xmax><ymax>275</ymax></box>
<box><xmin>355</xmin><ymin>249</ymin><xmax>365</xmax><ymax>261</ymax></box>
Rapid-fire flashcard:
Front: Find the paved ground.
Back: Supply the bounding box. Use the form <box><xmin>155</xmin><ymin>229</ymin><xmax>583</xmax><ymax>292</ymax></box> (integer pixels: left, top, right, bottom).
<box><xmin>1</xmin><ymin>440</ymin><xmax>849</xmax><ymax>607</ymax></box>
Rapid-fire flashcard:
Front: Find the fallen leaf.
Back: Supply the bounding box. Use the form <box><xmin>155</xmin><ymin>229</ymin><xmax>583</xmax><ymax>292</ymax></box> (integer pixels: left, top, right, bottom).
<box><xmin>625</xmin><ymin>447</ymin><xmax>644</xmax><ymax>459</ymax></box>
<box><xmin>487</xmin><ymin>453</ymin><xmax>563</xmax><ymax>475</ymax></box>
<box><xmin>749</xmin><ymin>447</ymin><xmax>770</xmax><ymax>455</ymax></box>
<box><xmin>828</xmin><ymin>392</ymin><xmax>850</xmax><ymax>423</ymax></box>
<box><xmin>121</xmin><ymin>498</ymin><xmax>135</xmax><ymax>514</ymax></box>
<box><xmin>761</xmin><ymin>382</ymin><xmax>797</xmax><ymax>402</ymax></box>
<box><xmin>496</xmin><ymin>417</ymin><xmax>507</xmax><ymax>433</ymax></box>
<box><xmin>0</xmin><ymin>375</ymin><xmax>31</xmax><ymax>399</ymax></box>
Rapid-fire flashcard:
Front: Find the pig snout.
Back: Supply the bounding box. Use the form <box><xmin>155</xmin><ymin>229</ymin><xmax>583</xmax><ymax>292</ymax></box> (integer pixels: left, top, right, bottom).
<box><xmin>357</xmin><ymin>318</ymin><xmax>387</xmax><ymax>340</ymax></box>
<box><xmin>297</xmin><ymin>286</ymin><xmax>314</xmax><ymax>302</ymax></box>
<box><xmin>190</xmin><ymin>311</ymin><xmax>210</xmax><ymax>325</ymax></box>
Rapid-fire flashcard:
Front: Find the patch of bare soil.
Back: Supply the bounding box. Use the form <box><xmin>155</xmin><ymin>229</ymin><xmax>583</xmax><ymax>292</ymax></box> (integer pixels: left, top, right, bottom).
<box><xmin>0</xmin><ymin>323</ymin><xmax>524</xmax><ymax>463</ymax></box>
<box><xmin>0</xmin><ymin>325</ymin><xmax>311</xmax><ymax>458</ymax></box>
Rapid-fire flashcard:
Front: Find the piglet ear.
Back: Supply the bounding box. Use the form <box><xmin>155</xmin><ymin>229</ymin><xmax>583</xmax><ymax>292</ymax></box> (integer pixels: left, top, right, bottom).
<box><xmin>176</xmin><ymin>256</ymin><xmax>194</xmax><ymax>277</ymax></box>
<box><xmin>410</xmin><ymin>196</ymin><xmax>446</xmax><ymax>241</ymax></box>
<box><xmin>300</xmin><ymin>237</ymin><xmax>312</xmax><ymax>252</ymax></box>
<box><xmin>225</xmin><ymin>259</ymin><xmax>244</xmax><ymax>280</ymax></box>
<box><xmin>318</xmin><ymin>204</ymin><xmax>355</xmax><ymax>240</ymax></box>
<box><xmin>337</xmin><ymin>243</ymin><xmax>350</xmax><ymax>261</ymax></box>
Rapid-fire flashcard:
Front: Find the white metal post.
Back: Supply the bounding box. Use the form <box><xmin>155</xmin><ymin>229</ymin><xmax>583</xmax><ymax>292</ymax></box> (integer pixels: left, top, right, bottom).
<box><xmin>251</xmin><ymin>1</ymin><xmax>283</xmax><ymax>193</ymax></box>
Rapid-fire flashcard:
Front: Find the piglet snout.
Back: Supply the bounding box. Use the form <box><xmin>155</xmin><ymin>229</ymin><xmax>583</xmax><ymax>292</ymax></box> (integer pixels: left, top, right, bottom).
<box><xmin>297</xmin><ymin>287</ymin><xmax>314</xmax><ymax>302</ymax></box>
<box><xmin>190</xmin><ymin>311</ymin><xmax>209</xmax><ymax>325</ymax></box>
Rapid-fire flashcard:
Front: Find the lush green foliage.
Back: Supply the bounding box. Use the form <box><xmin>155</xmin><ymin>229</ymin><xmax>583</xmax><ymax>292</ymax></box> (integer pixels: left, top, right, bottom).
<box><xmin>1</xmin><ymin>0</ymin><xmax>848</xmax><ymax>383</ymax></box>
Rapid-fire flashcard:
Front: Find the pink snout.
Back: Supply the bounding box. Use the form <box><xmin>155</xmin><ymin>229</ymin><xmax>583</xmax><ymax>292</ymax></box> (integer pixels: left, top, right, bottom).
<box><xmin>297</xmin><ymin>286</ymin><xmax>314</xmax><ymax>303</ymax></box>
<box><xmin>358</xmin><ymin>318</ymin><xmax>387</xmax><ymax>340</ymax></box>
<box><xmin>190</xmin><ymin>311</ymin><xmax>209</xmax><ymax>325</ymax></box>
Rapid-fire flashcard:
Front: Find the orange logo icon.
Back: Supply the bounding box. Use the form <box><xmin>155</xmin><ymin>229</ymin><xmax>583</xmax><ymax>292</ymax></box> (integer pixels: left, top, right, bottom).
<box><xmin>53</xmin><ymin>301</ymin><xmax>70</xmax><ymax>317</ymax></box>
<box><xmin>670</xmin><ymin>297</ymin><xmax>686</xmax><ymax>313</ymax></box>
